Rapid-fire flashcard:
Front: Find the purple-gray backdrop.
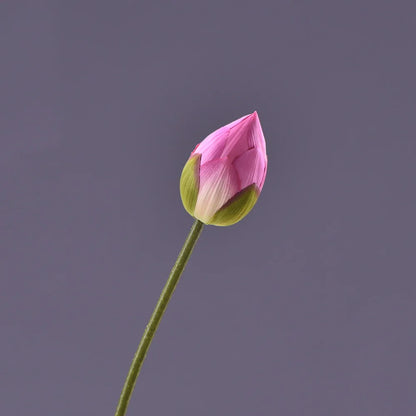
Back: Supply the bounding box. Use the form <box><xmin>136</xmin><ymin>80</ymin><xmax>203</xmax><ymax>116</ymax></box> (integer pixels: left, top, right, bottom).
<box><xmin>1</xmin><ymin>1</ymin><xmax>416</xmax><ymax>415</ymax></box>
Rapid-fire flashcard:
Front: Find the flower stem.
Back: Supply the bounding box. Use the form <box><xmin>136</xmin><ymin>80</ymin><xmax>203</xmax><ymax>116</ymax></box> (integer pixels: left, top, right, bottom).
<box><xmin>114</xmin><ymin>219</ymin><xmax>204</xmax><ymax>416</ymax></box>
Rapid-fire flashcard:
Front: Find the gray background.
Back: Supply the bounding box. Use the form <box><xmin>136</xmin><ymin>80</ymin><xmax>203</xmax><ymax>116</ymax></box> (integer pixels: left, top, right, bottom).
<box><xmin>1</xmin><ymin>1</ymin><xmax>415</xmax><ymax>415</ymax></box>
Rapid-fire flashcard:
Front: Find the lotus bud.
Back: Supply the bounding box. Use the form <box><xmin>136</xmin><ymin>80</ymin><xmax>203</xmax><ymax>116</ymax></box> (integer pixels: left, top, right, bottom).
<box><xmin>180</xmin><ymin>112</ymin><xmax>267</xmax><ymax>226</ymax></box>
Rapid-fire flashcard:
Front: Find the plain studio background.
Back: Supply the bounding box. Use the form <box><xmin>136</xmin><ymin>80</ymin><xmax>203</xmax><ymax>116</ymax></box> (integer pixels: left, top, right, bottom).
<box><xmin>1</xmin><ymin>1</ymin><xmax>415</xmax><ymax>415</ymax></box>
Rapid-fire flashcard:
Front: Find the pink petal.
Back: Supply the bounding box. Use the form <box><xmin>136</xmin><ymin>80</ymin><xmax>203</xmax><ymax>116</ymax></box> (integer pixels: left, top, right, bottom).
<box><xmin>193</xmin><ymin>114</ymin><xmax>253</xmax><ymax>164</ymax></box>
<box><xmin>193</xmin><ymin>128</ymin><xmax>228</xmax><ymax>163</ymax></box>
<box><xmin>219</xmin><ymin>114</ymin><xmax>253</xmax><ymax>160</ymax></box>
<box><xmin>220</xmin><ymin>112</ymin><xmax>266</xmax><ymax>161</ymax></box>
<box><xmin>193</xmin><ymin>158</ymin><xmax>240</xmax><ymax>223</ymax></box>
<box><xmin>233</xmin><ymin>147</ymin><xmax>267</xmax><ymax>191</ymax></box>
<box><xmin>251</xmin><ymin>112</ymin><xmax>267</xmax><ymax>155</ymax></box>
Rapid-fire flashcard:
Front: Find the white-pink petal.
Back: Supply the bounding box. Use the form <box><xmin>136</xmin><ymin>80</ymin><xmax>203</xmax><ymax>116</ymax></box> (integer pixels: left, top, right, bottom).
<box><xmin>194</xmin><ymin>158</ymin><xmax>240</xmax><ymax>223</ymax></box>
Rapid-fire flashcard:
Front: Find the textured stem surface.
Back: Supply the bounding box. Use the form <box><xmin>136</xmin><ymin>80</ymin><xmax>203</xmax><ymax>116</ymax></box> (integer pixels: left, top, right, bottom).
<box><xmin>114</xmin><ymin>219</ymin><xmax>204</xmax><ymax>416</ymax></box>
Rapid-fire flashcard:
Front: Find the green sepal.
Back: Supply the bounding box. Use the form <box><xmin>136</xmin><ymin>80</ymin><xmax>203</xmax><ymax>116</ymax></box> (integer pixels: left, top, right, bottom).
<box><xmin>179</xmin><ymin>154</ymin><xmax>201</xmax><ymax>217</ymax></box>
<box><xmin>208</xmin><ymin>184</ymin><xmax>260</xmax><ymax>226</ymax></box>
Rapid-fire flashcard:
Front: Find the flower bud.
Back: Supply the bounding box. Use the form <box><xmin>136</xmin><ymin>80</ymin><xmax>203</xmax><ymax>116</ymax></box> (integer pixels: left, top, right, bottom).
<box><xmin>180</xmin><ymin>112</ymin><xmax>267</xmax><ymax>226</ymax></box>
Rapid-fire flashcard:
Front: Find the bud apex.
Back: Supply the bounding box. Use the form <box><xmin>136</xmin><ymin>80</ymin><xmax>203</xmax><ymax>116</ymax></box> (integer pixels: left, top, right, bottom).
<box><xmin>180</xmin><ymin>112</ymin><xmax>267</xmax><ymax>226</ymax></box>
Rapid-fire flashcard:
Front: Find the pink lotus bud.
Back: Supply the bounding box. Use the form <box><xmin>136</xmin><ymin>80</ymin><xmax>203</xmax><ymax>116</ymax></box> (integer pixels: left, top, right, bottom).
<box><xmin>180</xmin><ymin>112</ymin><xmax>267</xmax><ymax>226</ymax></box>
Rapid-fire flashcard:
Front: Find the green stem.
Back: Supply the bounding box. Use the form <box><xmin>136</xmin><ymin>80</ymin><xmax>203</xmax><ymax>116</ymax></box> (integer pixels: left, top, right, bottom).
<box><xmin>114</xmin><ymin>219</ymin><xmax>204</xmax><ymax>416</ymax></box>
